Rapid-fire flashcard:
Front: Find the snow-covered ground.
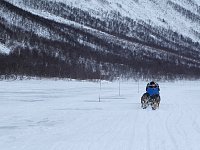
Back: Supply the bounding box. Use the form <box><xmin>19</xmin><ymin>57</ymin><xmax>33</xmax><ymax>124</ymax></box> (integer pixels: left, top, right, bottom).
<box><xmin>1</xmin><ymin>79</ymin><xmax>200</xmax><ymax>150</ymax></box>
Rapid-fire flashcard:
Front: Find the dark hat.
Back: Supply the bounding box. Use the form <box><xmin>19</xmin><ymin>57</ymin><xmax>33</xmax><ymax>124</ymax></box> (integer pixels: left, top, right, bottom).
<box><xmin>150</xmin><ymin>81</ymin><xmax>155</xmax><ymax>85</ymax></box>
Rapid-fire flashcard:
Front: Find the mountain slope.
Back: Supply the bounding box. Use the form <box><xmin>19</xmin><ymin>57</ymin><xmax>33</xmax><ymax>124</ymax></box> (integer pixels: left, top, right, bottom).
<box><xmin>50</xmin><ymin>0</ymin><xmax>200</xmax><ymax>41</ymax></box>
<box><xmin>0</xmin><ymin>0</ymin><xmax>200</xmax><ymax>79</ymax></box>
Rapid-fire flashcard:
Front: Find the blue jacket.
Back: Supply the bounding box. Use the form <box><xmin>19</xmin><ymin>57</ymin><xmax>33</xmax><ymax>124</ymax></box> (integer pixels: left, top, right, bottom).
<box><xmin>146</xmin><ymin>87</ymin><xmax>159</xmax><ymax>96</ymax></box>
<box><xmin>146</xmin><ymin>83</ymin><xmax>160</xmax><ymax>96</ymax></box>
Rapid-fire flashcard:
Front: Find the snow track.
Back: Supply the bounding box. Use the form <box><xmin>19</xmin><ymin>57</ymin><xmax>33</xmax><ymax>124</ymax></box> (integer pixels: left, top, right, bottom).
<box><xmin>1</xmin><ymin>79</ymin><xmax>200</xmax><ymax>150</ymax></box>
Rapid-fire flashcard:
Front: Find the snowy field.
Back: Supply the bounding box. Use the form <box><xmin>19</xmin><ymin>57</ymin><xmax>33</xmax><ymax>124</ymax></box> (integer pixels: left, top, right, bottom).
<box><xmin>1</xmin><ymin>79</ymin><xmax>200</xmax><ymax>150</ymax></box>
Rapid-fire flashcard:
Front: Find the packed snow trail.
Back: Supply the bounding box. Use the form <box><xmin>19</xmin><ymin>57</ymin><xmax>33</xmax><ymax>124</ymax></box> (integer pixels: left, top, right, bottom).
<box><xmin>0</xmin><ymin>79</ymin><xmax>200</xmax><ymax>150</ymax></box>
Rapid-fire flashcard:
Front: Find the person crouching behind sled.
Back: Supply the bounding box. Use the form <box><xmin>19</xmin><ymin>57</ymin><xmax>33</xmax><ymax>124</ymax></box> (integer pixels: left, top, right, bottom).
<box><xmin>141</xmin><ymin>81</ymin><xmax>161</xmax><ymax>109</ymax></box>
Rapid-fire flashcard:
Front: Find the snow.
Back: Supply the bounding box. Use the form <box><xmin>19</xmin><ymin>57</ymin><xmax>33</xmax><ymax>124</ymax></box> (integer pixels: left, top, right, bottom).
<box><xmin>5</xmin><ymin>0</ymin><xmax>200</xmax><ymax>41</ymax></box>
<box><xmin>0</xmin><ymin>43</ymin><xmax>10</xmax><ymax>54</ymax></box>
<box><xmin>49</xmin><ymin>0</ymin><xmax>200</xmax><ymax>41</ymax></box>
<box><xmin>0</xmin><ymin>3</ymin><xmax>52</xmax><ymax>39</ymax></box>
<box><xmin>1</xmin><ymin>79</ymin><xmax>200</xmax><ymax>150</ymax></box>
<box><xmin>4</xmin><ymin>0</ymin><xmax>111</xmax><ymax>41</ymax></box>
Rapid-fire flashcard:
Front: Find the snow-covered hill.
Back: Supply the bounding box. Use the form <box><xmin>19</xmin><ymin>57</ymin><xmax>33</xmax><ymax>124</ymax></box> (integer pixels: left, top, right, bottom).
<box><xmin>1</xmin><ymin>79</ymin><xmax>200</xmax><ymax>150</ymax></box>
<box><xmin>52</xmin><ymin>0</ymin><xmax>200</xmax><ymax>41</ymax></box>
<box><xmin>0</xmin><ymin>43</ymin><xmax>10</xmax><ymax>54</ymax></box>
<box><xmin>1</xmin><ymin>0</ymin><xmax>200</xmax><ymax>79</ymax></box>
<box><xmin>6</xmin><ymin>0</ymin><xmax>200</xmax><ymax>41</ymax></box>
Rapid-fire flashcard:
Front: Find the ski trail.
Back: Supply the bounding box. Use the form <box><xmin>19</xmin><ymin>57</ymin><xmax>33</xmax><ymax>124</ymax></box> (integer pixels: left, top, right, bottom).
<box><xmin>165</xmin><ymin>110</ymin><xmax>180</xmax><ymax>150</ymax></box>
<box><xmin>130</xmin><ymin>108</ymin><xmax>154</xmax><ymax>150</ymax></box>
<box><xmin>146</xmin><ymin>114</ymin><xmax>153</xmax><ymax>150</ymax></box>
<box><xmin>127</xmin><ymin>108</ymin><xmax>139</xmax><ymax>150</ymax></box>
<box><xmin>178</xmin><ymin>104</ymin><xmax>200</xmax><ymax>150</ymax></box>
<box><xmin>143</xmin><ymin>109</ymin><xmax>169</xmax><ymax>150</ymax></box>
<box><xmin>164</xmin><ymin>103</ymin><xmax>193</xmax><ymax>150</ymax></box>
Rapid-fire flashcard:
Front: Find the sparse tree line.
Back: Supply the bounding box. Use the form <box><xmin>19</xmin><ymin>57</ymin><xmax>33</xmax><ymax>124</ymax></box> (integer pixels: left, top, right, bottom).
<box><xmin>0</xmin><ymin>0</ymin><xmax>200</xmax><ymax>80</ymax></box>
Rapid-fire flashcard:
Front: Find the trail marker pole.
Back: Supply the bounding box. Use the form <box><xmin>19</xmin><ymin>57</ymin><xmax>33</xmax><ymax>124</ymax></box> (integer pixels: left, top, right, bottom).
<box><xmin>118</xmin><ymin>76</ymin><xmax>121</xmax><ymax>96</ymax></box>
<box><xmin>99</xmin><ymin>73</ymin><xmax>101</xmax><ymax>102</ymax></box>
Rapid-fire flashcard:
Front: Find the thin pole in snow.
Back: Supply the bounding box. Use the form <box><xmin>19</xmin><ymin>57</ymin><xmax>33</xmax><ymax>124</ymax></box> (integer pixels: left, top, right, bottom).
<box><xmin>119</xmin><ymin>76</ymin><xmax>121</xmax><ymax>96</ymax></box>
<box><xmin>99</xmin><ymin>73</ymin><xmax>101</xmax><ymax>102</ymax></box>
